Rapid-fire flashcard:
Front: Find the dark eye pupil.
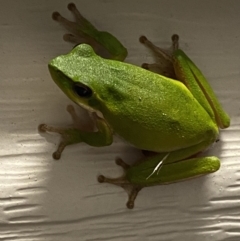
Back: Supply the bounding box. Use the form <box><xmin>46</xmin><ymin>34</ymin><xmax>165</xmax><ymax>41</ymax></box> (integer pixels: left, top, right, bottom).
<box><xmin>73</xmin><ymin>84</ymin><xmax>92</xmax><ymax>98</ymax></box>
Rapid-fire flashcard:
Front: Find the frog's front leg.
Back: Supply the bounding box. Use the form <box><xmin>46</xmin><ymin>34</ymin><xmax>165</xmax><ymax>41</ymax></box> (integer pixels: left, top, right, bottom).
<box><xmin>52</xmin><ymin>3</ymin><xmax>127</xmax><ymax>61</ymax></box>
<box><xmin>39</xmin><ymin>105</ymin><xmax>113</xmax><ymax>160</ymax></box>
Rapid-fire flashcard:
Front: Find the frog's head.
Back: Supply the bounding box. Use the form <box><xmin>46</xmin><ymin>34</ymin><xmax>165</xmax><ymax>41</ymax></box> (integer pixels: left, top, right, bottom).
<box><xmin>48</xmin><ymin>44</ymin><xmax>111</xmax><ymax>112</ymax></box>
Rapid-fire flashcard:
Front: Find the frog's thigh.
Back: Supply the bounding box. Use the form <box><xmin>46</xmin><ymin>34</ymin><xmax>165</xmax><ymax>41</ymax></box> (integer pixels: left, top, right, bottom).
<box><xmin>127</xmin><ymin>137</ymin><xmax>219</xmax><ymax>186</ymax></box>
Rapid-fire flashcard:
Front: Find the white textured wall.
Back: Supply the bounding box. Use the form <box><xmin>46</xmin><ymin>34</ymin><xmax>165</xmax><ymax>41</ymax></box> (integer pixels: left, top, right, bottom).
<box><xmin>1</xmin><ymin>1</ymin><xmax>240</xmax><ymax>240</ymax></box>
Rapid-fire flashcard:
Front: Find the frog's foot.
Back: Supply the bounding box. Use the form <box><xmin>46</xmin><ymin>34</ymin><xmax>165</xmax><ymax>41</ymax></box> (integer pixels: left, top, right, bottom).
<box><xmin>52</xmin><ymin>3</ymin><xmax>127</xmax><ymax>61</ymax></box>
<box><xmin>139</xmin><ymin>34</ymin><xmax>179</xmax><ymax>78</ymax></box>
<box><xmin>38</xmin><ymin>123</ymin><xmax>80</xmax><ymax>160</ymax></box>
<box><xmin>38</xmin><ymin>105</ymin><xmax>95</xmax><ymax>160</ymax></box>
<box><xmin>52</xmin><ymin>3</ymin><xmax>98</xmax><ymax>46</ymax></box>
<box><xmin>98</xmin><ymin>158</ymin><xmax>142</xmax><ymax>209</ymax></box>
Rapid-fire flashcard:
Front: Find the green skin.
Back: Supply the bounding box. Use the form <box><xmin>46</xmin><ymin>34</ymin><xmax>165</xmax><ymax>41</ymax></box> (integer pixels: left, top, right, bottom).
<box><xmin>40</xmin><ymin>3</ymin><xmax>230</xmax><ymax>209</ymax></box>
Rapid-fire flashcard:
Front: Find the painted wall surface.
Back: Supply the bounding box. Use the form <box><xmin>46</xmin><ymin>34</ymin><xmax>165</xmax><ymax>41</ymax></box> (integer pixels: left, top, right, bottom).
<box><xmin>0</xmin><ymin>1</ymin><xmax>240</xmax><ymax>240</ymax></box>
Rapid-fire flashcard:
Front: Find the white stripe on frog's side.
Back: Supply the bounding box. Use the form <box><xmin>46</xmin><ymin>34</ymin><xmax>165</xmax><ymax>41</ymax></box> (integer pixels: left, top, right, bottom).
<box><xmin>146</xmin><ymin>153</ymin><xmax>170</xmax><ymax>180</ymax></box>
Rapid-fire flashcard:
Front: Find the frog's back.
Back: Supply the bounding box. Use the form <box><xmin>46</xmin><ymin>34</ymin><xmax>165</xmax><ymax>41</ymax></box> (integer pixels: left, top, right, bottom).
<box><xmin>96</xmin><ymin>60</ymin><xmax>218</xmax><ymax>152</ymax></box>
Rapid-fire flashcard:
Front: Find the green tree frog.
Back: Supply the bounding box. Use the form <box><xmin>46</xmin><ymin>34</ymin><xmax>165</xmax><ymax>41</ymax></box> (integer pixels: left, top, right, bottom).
<box><xmin>39</xmin><ymin>3</ymin><xmax>230</xmax><ymax>209</ymax></box>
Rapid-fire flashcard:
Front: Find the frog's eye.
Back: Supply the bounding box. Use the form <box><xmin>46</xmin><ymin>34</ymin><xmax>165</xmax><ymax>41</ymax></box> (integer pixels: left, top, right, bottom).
<box><xmin>73</xmin><ymin>83</ymin><xmax>92</xmax><ymax>98</ymax></box>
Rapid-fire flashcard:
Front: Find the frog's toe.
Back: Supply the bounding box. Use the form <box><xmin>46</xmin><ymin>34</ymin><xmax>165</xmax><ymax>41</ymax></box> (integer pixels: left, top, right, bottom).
<box><xmin>115</xmin><ymin>158</ymin><xmax>130</xmax><ymax>170</ymax></box>
<box><xmin>67</xmin><ymin>3</ymin><xmax>77</xmax><ymax>11</ymax></box>
<box><xmin>126</xmin><ymin>186</ymin><xmax>142</xmax><ymax>209</ymax></box>
<box><xmin>38</xmin><ymin>123</ymin><xmax>63</xmax><ymax>134</ymax></box>
<box><xmin>52</xmin><ymin>141</ymin><xmax>68</xmax><ymax>160</ymax></box>
<box><xmin>38</xmin><ymin>124</ymin><xmax>47</xmax><ymax>133</ymax></box>
<box><xmin>63</xmin><ymin>34</ymin><xmax>81</xmax><ymax>45</ymax></box>
<box><xmin>67</xmin><ymin>3</ymin><xmax>83</xmax><ymax>23</ymax></box>
<box><xmin>52</xmin><ymin>11</ymin><xmax>61</xmax><ymax>21</ymax></box>
<box><xmin>171</xmin><ymin>34</ymin><xmax>179</xmax><ymax>50</ymax></box>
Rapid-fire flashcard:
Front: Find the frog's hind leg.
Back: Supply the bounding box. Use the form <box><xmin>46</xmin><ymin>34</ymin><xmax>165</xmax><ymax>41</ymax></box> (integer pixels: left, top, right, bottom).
<box><xmin>98</xmin><ymin>158</ymin><xmax>142</xmax><ymax>209</ymax></box>
<box><xmin>139</xmin><ymin>34</ymin><xmax>179</xmax><ymax>78</ymax></box>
